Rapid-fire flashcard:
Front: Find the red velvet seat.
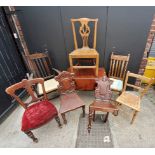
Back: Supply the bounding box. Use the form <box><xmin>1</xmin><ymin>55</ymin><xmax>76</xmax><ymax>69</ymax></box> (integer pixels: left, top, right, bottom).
<box><xmin>22</xmin><ymin>100</ymin><xmax>58</xmax><ymax>132</ymax></box>
<box><xmin>5</xmin><ymin>78</ymin><xmax>62</xmax><ymax>142</ymax></box>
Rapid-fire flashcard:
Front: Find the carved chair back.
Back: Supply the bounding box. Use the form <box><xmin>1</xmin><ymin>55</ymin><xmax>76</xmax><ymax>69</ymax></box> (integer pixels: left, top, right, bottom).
<box><xmin>95</xmin><ymin>76</ymin><xmax>113</xmax><ymax>101</ymax></box>
<box><xmin>109</xmin><ymin>52</ymin><xmax>130</xmax><ymax>80</ymax></box>
<box><xmin>55</xmin><ymin>71</ymin><xmax>76</xmax><ymax>94</ymax></box>
<box><xmin>24</xmin><ymin>52</ymin><xmax>54</xmax><ymax>79</ymax></box>
<box><xmin>71</xmin><ymin>18</ymin><xmax>98</xmax><ymax>49</ymax></box>
<box><xmin>5</xmin><ymin>78</ymin><xmax>47</xmax><ymax>109</ymax></box>
<box><xmin>123</xmin><ymin>71</ymin><xmax>154</xmax><ymax>99</ymax></box>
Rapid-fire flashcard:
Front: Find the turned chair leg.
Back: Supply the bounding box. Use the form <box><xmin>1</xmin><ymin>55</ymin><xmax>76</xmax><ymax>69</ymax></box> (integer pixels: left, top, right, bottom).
<box><xmin>24</xmin><ymin>131</ymin><xmax>38</xmax><ymax>143</ymax></box>
<box><xmin>82</xmin><ymin>105</ymin><xmax>85</xmax><ymax>117</ymax></box>
<box><xmin>61</xmin><ymin>113</ymin><xmax>67</xmax><ymax>124</ymax></box>
<box><xmin>131</xmin><ymin>110</ymin><xmax>138</xmax><ymax>124</ymax></box>
<box><xmin>88</xmin><ymin>109</ymin><xmax>93</xmax><ymax>133</ymax></box>
<box><xmin>55</xmin><ymin>115</ymin><xmax>62</xmax><ymax>128</ymax></box>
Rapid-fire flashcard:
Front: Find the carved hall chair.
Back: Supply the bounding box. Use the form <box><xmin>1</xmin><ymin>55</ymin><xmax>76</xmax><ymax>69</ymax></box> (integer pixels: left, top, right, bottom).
<box><xmin>88</xmin><ymin>76</ymin><xmax>119</xmax><ymax>133</ymax></box>
<box><xmin>116</xmin><ymin>71</ymin><xmax>154</xmax><ymax>124</ymax></box>
<box><xmin>55</xmin><ymin>71</ymin><xmax>85</xmax><ymax>124</ymax></box>
<box><xmin>69</xmin><ymin>18</ymin><xmax>99</xmax><ymax>76</ymax></box>
<box><xmin>24</xmin><ymin>52</ymin><xmax>60</xmax><ymax>99</ymax></box>
<box><xmin>5</xmin><ymin>78</ymin><xmax>62</xmax><ymax>143</ymax></box>
<box><xmin>109</xmin><ymin>52</ymin><xmax>130</xmax><ymax>93</ymax></box>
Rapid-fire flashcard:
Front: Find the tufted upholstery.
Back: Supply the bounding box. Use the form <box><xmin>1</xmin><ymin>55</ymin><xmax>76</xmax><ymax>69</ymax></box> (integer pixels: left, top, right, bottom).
<box><xmin>21</xmin><ymin>101</ymin><xmax>58</xmax><ymax>131</ymax></box>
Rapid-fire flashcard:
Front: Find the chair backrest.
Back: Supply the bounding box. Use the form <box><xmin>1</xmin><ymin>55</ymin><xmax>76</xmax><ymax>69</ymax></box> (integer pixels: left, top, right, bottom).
<box><xmin>5</xmin><ymin>78</ymin><xmax>47</xmax><ymax>109</ymax></box>
<box><xmin>123</xmin><ymin>71</ymin><xmax>154</xmax><ymax>99</ymax></box>
<box><xmin>55</xmin><ymin>71</ymin><xmax>76</xmax><ymax>94</ymax></box>
<box><xmin>95</xmin><ymin>76</ymin><xmax>113</xmax><ymax>101</ymax></box>
<box><xmin>109</xmin><ymin>52</ymin><xmax>130</xmax><ymax>80</ymax></box>
<box><xmin>24</xmin><ymin>52</ymin><xmax>54</xmax><ymax>79</ymax></box>
<box><xmin>71</xmin><ymin>18</ymin><xmax>98</xmax><ymax>49</ymax></box>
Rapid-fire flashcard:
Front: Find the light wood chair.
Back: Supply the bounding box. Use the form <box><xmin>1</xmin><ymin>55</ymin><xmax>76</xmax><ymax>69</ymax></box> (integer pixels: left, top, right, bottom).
<box><xmin>69</xmin><ymin>18</ymin><xmax>99</xmax><ymax>76</ymax></box>
<box><xmin>116</xmin><ymin>71</ymin><xmax>154</xmax><ymax>124</ymax></box>
<box><xmin>23</xmin><ymin>52</ymin><xmax>59</xmax><ymax>98</ymax></box>
<box><xmin>5</xmin><ymin>78</ymin><xmax>62</xmax><ymax>142</ymax></box>
<box><xmin>109</xmin><ymin>52</ymin><xmax>130</xmax><ymax>92</ymax></box>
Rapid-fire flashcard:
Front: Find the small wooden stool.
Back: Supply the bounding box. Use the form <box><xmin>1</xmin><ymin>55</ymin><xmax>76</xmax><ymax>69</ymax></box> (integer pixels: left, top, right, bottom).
<box><xmin>88</xmin><ymin>100</ymin><xmax>118</xmax><ymax>133</ymax></box>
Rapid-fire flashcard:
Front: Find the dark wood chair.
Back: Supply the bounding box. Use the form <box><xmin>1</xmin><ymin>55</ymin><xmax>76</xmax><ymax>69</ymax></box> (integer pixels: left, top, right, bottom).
<box><xmin>88</xmin><ymin>76</ymin><xmax>118</xmax><ymax>133</ymax></box>
<box><xmin>5</xmin><ymin>78</ymin><xmax>62</xmax><ymax>143</ymax></box>
<box><xmin>55</xmin><ymin>71</ymin><xmax>85</xmax><ymax>124</ymax></box>
<box><xmin>109</xmin><ymin>52</ymin><xmax>130</xmax><ymax>93</ymax></box>
<box><xmin>23</xmin><ymin>52</ymin><xmax>60</xmax><ymax>99</ymax></box>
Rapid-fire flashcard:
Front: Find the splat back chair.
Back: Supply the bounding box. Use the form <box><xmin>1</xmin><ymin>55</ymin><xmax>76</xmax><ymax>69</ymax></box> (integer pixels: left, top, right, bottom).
<box><xmin>109</xmin><ymin>52</ymin><xmax>130</xmax><ymax>92</ymax></box>
<box><xmin>88</xmin><ymin>76</ymin><xmax>118</xmax><ymax>133</ymax></box>
<box><xmin>116</xmin><ymin>71</ymin><xmax>154</xmax><ymax>124</ymax></box>
<box><xmin>55</xmin><ymin>71</ymin><xmax>85</xmax><ymax>124</ymax></box>
<box><xmin>5</xmin><ymin>78</ymin><xmax>62</xmax><ymax>143</ymax></box>
<box><xmin>25</xmin><ymin>52</ymin><xmax>59</xmax><ymax>98</ymax></box>
<box><xmin>69</xmin><ymin>18</ymin><xmax>99</xmax><ymax>76</ymax></box>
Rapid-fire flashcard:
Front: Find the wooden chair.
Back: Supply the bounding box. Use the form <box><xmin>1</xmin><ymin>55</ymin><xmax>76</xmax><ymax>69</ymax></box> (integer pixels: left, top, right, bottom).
<box><xmin>88</xmin><ymin>76</ymin><xmax>119</xmax><ymax>133</ymax></box>
<box><xmin>116</xmin><ymin>71</ymin><xmax>154</xmax><ymax>124</ymax></box>
<box><xmin>55</xmin><ymin>71</ymin><xmax>85</xmax><ymax>124</ymax></box>
<box><xmin>24</xmin><ymin>52</ymin><xmax>59</xmax><ymax>98</ymax></box>
<box><xmin>5</xmin><ymin>78</ymin><xmax>62</xmax><ymax>142</ymax></box>
<box><xmin>69</xmin><ymin>18</ymin><xmax>99</xmax><ymax>76</ymax></box>
<box><xmin>109</xmin><ymin>52</ymin><xmax>130</xmax><ymax>92</ymax></box>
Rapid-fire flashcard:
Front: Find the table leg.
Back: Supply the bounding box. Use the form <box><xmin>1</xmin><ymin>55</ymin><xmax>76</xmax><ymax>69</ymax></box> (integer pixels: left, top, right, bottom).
<box><xmin>93</xmin><ymin>110</ymin><xmax>95</xmax><ymax>122</ymax></box>
<box><xmin>96</xmin><ymin>55</ymin><xmax>99</xmax><ymax>76</ymax></box>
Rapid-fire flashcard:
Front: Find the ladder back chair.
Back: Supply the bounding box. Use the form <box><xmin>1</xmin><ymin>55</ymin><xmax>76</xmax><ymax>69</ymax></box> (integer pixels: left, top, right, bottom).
<box><xmin>24</xmin><ymin>52</ymin><xmax>59</xmax><ymax>98</ymax></box>
<box><xmin>116</xmin><ymin>71</ymin><xmax>154</xmax><ymax>124</ymax></box>
<box><xmin>109</xmin><ymin>52</ymin><xmax>130</xmax><ymax>92</ymax></box>
<box><xmin>5</xmin><ymin>78</ymin><xmax>62</xmax><ymax>142</ymax></box>
<box><xmin>55</xmin><ymin>71</ymin><xmax>85</xmax><ymax>124</ymax></box>
<box><xmin>69</xmin><ymin>18</ymin><xmax>99</xmax><ymax>76</ymax></box>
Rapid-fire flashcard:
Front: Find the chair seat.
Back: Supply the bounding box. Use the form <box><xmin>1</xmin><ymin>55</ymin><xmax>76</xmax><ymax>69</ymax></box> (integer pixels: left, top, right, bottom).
<box><xmin>21</xmin><ymin>100</ymin><xmax>58</xmax><ymax>131</ymax></box>
<box><xmin>70</xmin><ymin>47</ymin><xmax>98</xmax><ymax>57</ymax></box>
<box><xmin>60</xmin><ymin>93</ymin><xmax>85</xmax><ymax>113</ymax></box>
<box><xmin>116</xmin><ymin>91</ymin><xmax>140</xmax><ymax>111</ymax></box>
<box><xmin>110</xmin><ymin>78</ymin><xmax>123</xmax><ymax>91</ymax></box>
<box><xmin>37</xmin><ymin>78</ymin><xmax>59</xmax><ymax>95</ymax></box>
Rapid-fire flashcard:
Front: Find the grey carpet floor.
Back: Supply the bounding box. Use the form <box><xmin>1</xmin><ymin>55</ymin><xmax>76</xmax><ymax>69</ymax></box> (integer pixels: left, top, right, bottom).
<box><xmin>76</xmin><ymin>114</ymin><xmax>114</xmax><ymax>148</ymax></box>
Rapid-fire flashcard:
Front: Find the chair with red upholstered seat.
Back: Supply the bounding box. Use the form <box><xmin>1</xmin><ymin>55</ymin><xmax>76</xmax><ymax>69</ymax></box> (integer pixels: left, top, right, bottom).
<box><xmin>5</xmin><ymin>78</ymin><xmax>62</xmax><ymax>143</ymax></box>
<box><xmin>55</xmin><ymin>71</ymin><xmax>85</xmax><ymax>124</ymax></box>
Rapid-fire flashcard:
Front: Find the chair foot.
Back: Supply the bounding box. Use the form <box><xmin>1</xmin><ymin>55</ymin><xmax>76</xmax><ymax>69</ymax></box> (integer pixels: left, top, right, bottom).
<box><xmin>24</xmin><ymin>131</ymin><xmax>38</xmax><ymax>143</ymax></box>
<box><xmin>130</xmin><ymin>110</ymin><xmax>138</xmax><ymax>124</ymax></box>
<box><xmin>55</xmin><ymin>115</ymin><xmax>62</xmax><ymax>128</ymax></box>
<box><xmin>61</xmin><ymin>113</ymin><xmax>67</xmax><ymax>124</ymax></box>
<box><xmin>82</xmin><ymin>105</ymin><xmax>85</xmax><ymax>117</ymax></box>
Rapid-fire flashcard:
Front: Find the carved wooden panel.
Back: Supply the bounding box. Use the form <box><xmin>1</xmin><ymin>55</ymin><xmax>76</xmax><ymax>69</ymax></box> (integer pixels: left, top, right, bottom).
<box><xmin>95</xmin><ymin>76</ymin><xmax>113</xmax><ymax>101</ymax></box>
<box><xmin>55</xmin><ymin>71</ymin><xmax>76</xmax><ymax>94</ymax></box>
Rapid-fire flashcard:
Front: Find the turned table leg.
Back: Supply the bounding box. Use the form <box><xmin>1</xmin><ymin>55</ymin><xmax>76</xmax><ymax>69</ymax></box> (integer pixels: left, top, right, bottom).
<box><xmin>55</xmin><ymin>115</ymin><xmax>62</xmax><ymax>128</ymax></box>
<box><xmin>82</xmin><ymin>105</ymin><xmax>85</xmax><ymax>117</ymax></box>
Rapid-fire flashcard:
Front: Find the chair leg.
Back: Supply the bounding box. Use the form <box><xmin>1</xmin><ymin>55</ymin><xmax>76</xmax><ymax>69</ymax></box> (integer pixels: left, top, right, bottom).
<box><xmin>55</xmin><ymin>115</ymin><xmax>62</xmax><ymax>128</ymax></box>
<box><xmin>82</xmin><ymin>105</ymin><xmax>85</xmax><ymax>117</ymax></box>
<box><xmin>130</xmin><ymin>110</ymin><xmax>138</xmax><ymax>124</ymax></box>
<box><xmin>88</xmin><ymin>110</ymin><xmax>93</xmax><ymax>133</ymax></box>
<box><xmin>93</xmin><ymin>110</ymin><xmax>95</xmax><ymax>122</ymax></box>
<box><xmin>24</xmin><ymin>131</ymin><xmax>38</xmax><ymax>143</ymax></box>
<box><xmin>104</xmin><ymin>112</ymin><xmax>109</xmax><ymax>123</ymax></box>
<box><xmin>61</xmin><ymin>113</ymin><xmax>67</xmax><ymax>124</ymax></box>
